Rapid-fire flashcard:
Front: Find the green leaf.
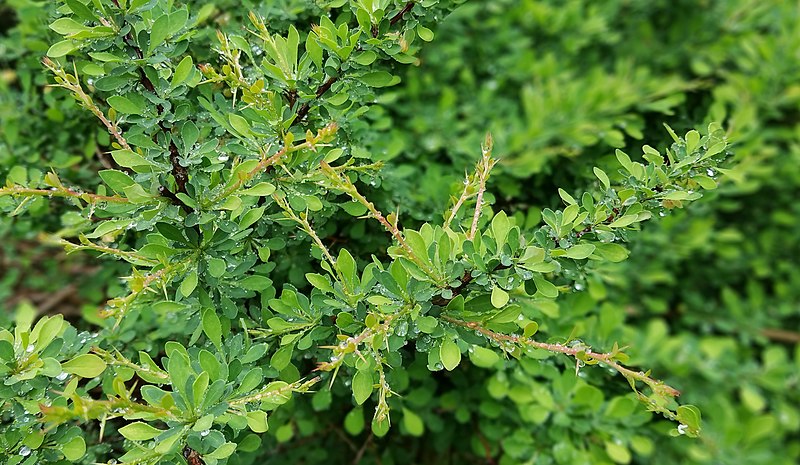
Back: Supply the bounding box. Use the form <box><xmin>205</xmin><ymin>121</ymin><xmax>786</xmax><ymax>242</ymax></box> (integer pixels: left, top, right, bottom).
<box><xmin>359</xmin><ymin>71</ymin><xmax>399</xmax><ymax>87</ymax></box>
<box><xmin>605</xmin><ymin>441</ymin><xmax>632</xmax><ymax>464</ymax></box>
<box><xmin>241</xmin><ymin>182</ymin><xmax>276</xmax><ymax>196</ymax></box>
<box><xmin>207</xmin><ymin>258</ymin><xmax>226</xmax><ymax>278</ymax></box>
<box><xmin>677</xmin><ymin>404</ymin><xmax>702</xmax><ymax>431</ymax></box>
<box><xmin>593</xmin><ymin>167</ymin><xmax>610</xmax><ymax>190</ymax></box>
<box><xmin>119</xmin><ymin>422</ymin><xmax>163</xmax><ymax>441</ymax></box>
<box><xmin>594</xmin><ymin>243</ymin><xmax>629</xmax><ymax>262</ymax></box>
<box><xmin>149</xmin><ymin>14</ymin><xmax>171</xmax><ymax>54</ymax></box>
<box><xmin>50</xmin><ymin>18</ymin><xmax>88</xmax><ymax>35</ymax></box>
<box><xmin>523</xmin><ymin>322</ymin><xmax>539</xmax><ymax>337</ymax></box>
<box><xmin>99</xmin><ymin>170</ymin><xmax>136</xmax><ymax>193</ymax></box>
<box><xmin>180</xmin><ymin>270</ymin><xmax>198</xmax><ymax>297</ymax></box>
<box><xmin>65</xmin><ymin>0</ymin><xmax>97</xmax><ymax>21</ymax></box>
<box><xmin>336</xmin><ymin>248</ymin><xmax>357</xmax><ymax>286</ymax></box>
<box><xmin>533</xmin><ymin>275</ymin><xmax>558</xmax><ymax>298</ymax></box>
<box><xmin>60</xmin><ymin>436</ymin><xmax>86</xmax><ymax>460</ymax></box>
<box><xmin>206</xmin><ymin>442</ymin><xmax>237</xmax><ymax>460</ymax></box>
<box><xmin>490</xmin><ymin>286</ymin><xmax>509</xmax><ymax>308</ymax></box>
<box><xmin>306</xmin><ymin>273</ymin><xmax>334</xmax><ymax>293</ymax></box>
<box><xmin>270</xmin><ymin>344</ymin><xmax>293</xmax><ymax>371</ymax></box>
<box><xmin>685</xmin><ymin>130</ymin><xmax>700</xmax><ymax>153</ymax></box>
<box><xmin>402</xmin><ymin>408</ymin><xmax>425</xmax><ymax>436</ymax></box>
<box><xmin>344</xmin><ymin>408</ymin><xmax>365</xmax><ymax>435</ymax></box>
<box><xmin>468</xmin><ymin>346</ymin><xmax>500</xmax><ymax>368</ymax></box>
<box><xmin>352</xmin><ymin>371</ymin><xmax>373</xmax><ymax>405</ymax></box>
<box><xmin>202</xmin><ymin>308</ymin><xmax>222</xmax><ymax>349</ymax></box>
<box><xmin>564</xmin><ymin>244</ymin><xmax>596</xmax><ymax>260</ymax></box>
<box><xmin>416</xmin><ymin>25</ymin><xmax>434</xmax><ymax>42</ymax></box>
<box><xmin>228</xmin><ymin>114</ymin><xmax>252</xmax><ymax>137</ymax></box>
<box><xmin>440</xmin><ymin>339</ymin><xmax>461</xmax><ymax>371</ymax></box>
<box><xmin>111</xmin><ymin>150</ymin><xmax>153</xmax><ymax>168</ymax></box>
<box><xmin>171</xmin><ymin>56</ymin><xmax>194</xmax><ymax>88</ymax></box>
<box><xmin>62</xmin><ymin>354</ymin><xmax>106</xmax><ymax>378</ymax></box>
<box><xmin>238</xmin><ymin>275</ymin><xmax>271</xmax><ymax>291</ymax></box>
<box><xmin>247</xmin><ymin>410</ymin><xmax>269</xmax><ymax>433</ymax></box>
<box><xmin>693</xmin><ymin>175</ymin><xmax>717</xmax><ymax>190</ymax></box>
<box><xmin>107</xmin><ymin>95</ymin><xmax>145</xmax><ymax>115</ymax></box>
<box><xmin>558</xmin><ymin>188</ymin><xmax>577</xmax><ymax>205</ymax></box>
<box><xmin>608</xmin><ymin>215</ymin><xmax>638</xmax><ymax>228</ymax></box>
<box><xmin>491</xmin><ymin>211</ymin><xmax>511</xmax><ymax>250</ymax></box>
<box><xmin>47</xmin><ymin>40</ymin><xmax>78</xmax><ymax>58</ymax></box>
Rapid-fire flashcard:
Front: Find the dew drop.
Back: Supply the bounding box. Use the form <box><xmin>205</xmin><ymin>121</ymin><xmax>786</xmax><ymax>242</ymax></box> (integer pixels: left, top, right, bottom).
<box><xmin>395</xmin><ymin>321</ymin><xmax>408</xmax><ymax>337</ymax></box>
<box><xmin>200</xmin><ymin>429</ymin><xmax>210</xmax><ymax>437</ymax></box>
<box><xmin>56</xmin><ymin>372</ymin><xmax>69</xmax><ymax>381</ymax></box>
<box><xmin>677</xmin><ymin>424</ymin><xmax>688</xmax><ymax>435</ymax></box>
<box><xmin>434</xmin><ymin>363</ymin><xmax>443</xmax><ymax>370</ymax></box>
<box><xmin>217</xmin><ymin>155</ymin><xmax>229</xmax><ymax>162</ymax></box>
<box><xmin>19</xmin><ymin>446</ymin><xmax>31</xmax><ymax>456</ymax></box>
<box><xmin>26</xmin><ymin>344</ymin><xmax>35</xmax><ymax>353</ymax></box>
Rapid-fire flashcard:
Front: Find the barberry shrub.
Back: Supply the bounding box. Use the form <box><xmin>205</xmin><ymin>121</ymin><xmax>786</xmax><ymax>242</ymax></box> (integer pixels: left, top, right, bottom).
<box><xmin>1</xmin><ymin>1</ymin><xmax>731</xmax><ymax>464</ymax></box>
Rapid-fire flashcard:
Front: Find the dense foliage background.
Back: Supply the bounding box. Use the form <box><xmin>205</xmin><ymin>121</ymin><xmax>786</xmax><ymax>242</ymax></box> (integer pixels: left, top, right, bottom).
<box><xmin>1</xmin><ymin>1</ymin><xmax>798</xmax><ymax>464</ymax></box>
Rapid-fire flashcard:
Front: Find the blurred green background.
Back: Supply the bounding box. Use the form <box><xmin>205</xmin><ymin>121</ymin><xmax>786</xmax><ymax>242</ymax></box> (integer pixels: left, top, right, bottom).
<box><xmin>1</xmin><ymin>0</ymin><xmax>798</xmax><ymax>464</ymax></box>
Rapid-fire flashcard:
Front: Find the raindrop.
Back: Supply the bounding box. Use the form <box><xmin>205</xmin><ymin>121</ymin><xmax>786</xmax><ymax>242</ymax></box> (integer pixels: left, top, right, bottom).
<box><xmin>395</xmin><ymin>321</ymin><xmax>408</xmax><ymax>337</ymax></box>
<box><xmin>434</xmin><ymin>363</ymin><xmax>443</xmax><ymax>370</ymax></box>
<box><xmin>217</xmin><ymin>155</ymin><xmax>229</xmax><ymax>162</ymax></box>
<box><xmin>200</xmin><ymin>429</ymin><xmax>210</xmax><ymax>437</ymax></box>
<box><xmin>659</xmin><ymin>211</ymin><xmax>666</xmax><ymax>217</ymax></box>
<box><xmin>26</xmin><ymin>344</ymin><xmax>35</xmax><ymax>353</ymax></box>
<box><xmin>56</xmin><ymin>372</ymin><xmax>69</xmax><ymax>381</ymax></box>
<box><xmin>330</xmin><ymin>356</ymin><xmax>339</xmax><ymax>363</ymax></box>
<box><xmin>677</xmin><ymin>424</ymin><xmax>688</xmax><ymax>435</ymax></box>
<box><xmin>574</xmin><ymin>283</ymin><xmax>585</xmax><ymax>291</ymax></box>
<box><xmin>706</xmin><ymin>168</ymin><xmax>715</xmax><ymax>177</ymax></box>
<box><xmin>19</xmin><ymin>446</ymin><xmax>31</xmax><ymax>457</ymax></box>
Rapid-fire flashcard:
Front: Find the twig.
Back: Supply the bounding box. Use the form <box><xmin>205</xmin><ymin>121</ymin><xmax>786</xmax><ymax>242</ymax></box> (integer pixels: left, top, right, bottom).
<box><xmin>42</xmin><ymin>59</ymin><xmax>132</xmax><ymax>152</ymax></box>
<box><xmin>442</xmin><ymin>315</ymin><xmax>681</xmax><ymax>398</ymax></box>
<box><xmin>352</xmin><ymin>433</ymin><xmax>374</xmax><ymax>465</ymax></box>
<box><xmin>292</xmin><ymin>75</ymin><xmax>339</xmax><ymax>126</ymax></box>
<box><xmin>0</xmin><ymin>186</ymin><xmax>130</xmax><ymax>204</ymax></box>
<box><xmin>468</xmin><ymin>134</ymin><xmax>496</xmax><ymax>240</ymax></box>
<box><xmin>761</xmin><ymin>328</ymin><xmax>800</xmax><ymax>343</ymax></box>
<box><xmin>320</xmin><ymin>162</ymin><xmax>446</xmax><ymax>285</ymax></box>
<box><xmin>390</xmin><ymin>2</ymin><xmax>416</xmax><ymax>25</ymax></box>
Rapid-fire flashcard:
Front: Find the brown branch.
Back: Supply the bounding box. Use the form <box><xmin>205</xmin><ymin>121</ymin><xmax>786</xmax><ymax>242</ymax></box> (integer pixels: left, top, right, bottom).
<box><xmin>390</xmin><ymin>2</ymin><xmax>415</xmax><ymax>25</ymax></box>
<box><xmin>167</xmin><ymin>140</ymin><xmax>188</xmax><ymax>194</ymax></box>
<box><xmin>761</xmin><ymin>328</ymin><xmax>800</xmax><ymax>343</ymax></box>
<box><xmin>292</xmin><ymin>75</ymin><xmax>339</xmax><ymax>126</ymax></box>
<box><xmin>352</xmin><ymin>433</ymin><xmax>374</xmax><ymax>465</ymax></box>
<box><xmin>111</xmin><ymin>6</ymin><xmax>188</xmax><ymax>202</ymax></box>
